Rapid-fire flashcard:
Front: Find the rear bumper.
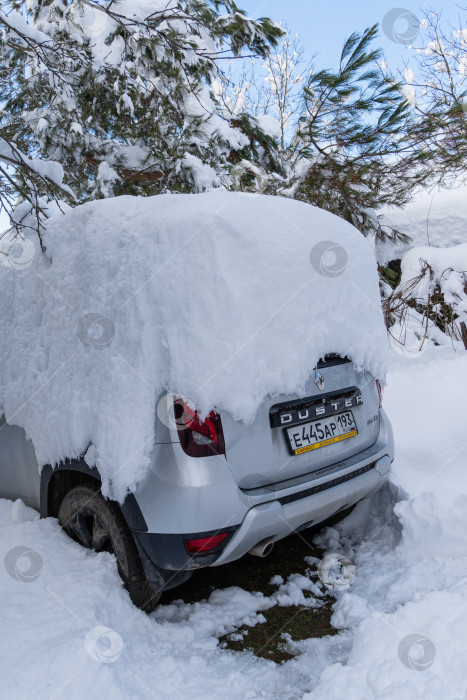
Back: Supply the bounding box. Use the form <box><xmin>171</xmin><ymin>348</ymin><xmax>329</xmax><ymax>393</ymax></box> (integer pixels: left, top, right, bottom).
<box><xmin>133</xmin><ymin>449</ymin><xmax>392</xmax><ymax>586</ymax></box>
<box><xmin>213</xmin><ymin>454</ymin><xmax>390</xmax><ymax>566</ymax></box>
<box><xmin>132</xmin><ymin>408</ymin><xmax>393</xmax><ymax>586</ymax></box>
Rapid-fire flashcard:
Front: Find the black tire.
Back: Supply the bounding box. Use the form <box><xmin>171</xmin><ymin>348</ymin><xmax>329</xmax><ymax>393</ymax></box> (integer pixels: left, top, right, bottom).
<box><xmin>58</xmin><ymin>483</ymin><xmax>161</xmax><ymax>612</ymax></box>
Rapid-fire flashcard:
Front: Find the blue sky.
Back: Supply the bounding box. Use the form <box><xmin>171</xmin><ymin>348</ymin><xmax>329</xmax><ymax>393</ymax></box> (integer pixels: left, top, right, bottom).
<box><xmin>240</xmin><ymin>0</ymin><xmax>465</xmax><ymax>72</ymax></box>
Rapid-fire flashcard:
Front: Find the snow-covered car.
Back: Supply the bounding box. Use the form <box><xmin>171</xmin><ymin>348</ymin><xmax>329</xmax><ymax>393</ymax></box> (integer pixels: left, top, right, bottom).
<box><xmin>0</xmin><ymin>192</ymin><xmax>394</xmax><ymax>611</ymax></box>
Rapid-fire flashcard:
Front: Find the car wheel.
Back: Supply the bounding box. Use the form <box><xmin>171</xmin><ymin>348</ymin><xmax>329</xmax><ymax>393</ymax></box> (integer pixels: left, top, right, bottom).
<box><xmin>58</xmin><ymin>483</ymin><xmax>161</xmax><ymax>612</ymax></box>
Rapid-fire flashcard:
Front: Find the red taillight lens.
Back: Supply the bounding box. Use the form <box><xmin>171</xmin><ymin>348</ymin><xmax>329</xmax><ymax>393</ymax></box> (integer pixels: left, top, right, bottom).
<box><xmin>185</xmin><ymin>532</ymin><xmax>230</xmax><ymax>554</ymax></box>
<box><xmin>174</xmin><ymin>398</ymin><xmax>225</xmax><ymax>457</ymax></box>
<box><xmin>376</xmin><ymin>380</ymin><xmax>383</xmax><ymax>408</ymax></box>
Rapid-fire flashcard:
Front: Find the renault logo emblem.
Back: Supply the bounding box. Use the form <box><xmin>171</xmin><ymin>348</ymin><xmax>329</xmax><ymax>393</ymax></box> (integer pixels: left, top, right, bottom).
<box><xmin>315</xmin><ymin>370</ymin><xmax>325</xmax><ymax>391</ymax></box>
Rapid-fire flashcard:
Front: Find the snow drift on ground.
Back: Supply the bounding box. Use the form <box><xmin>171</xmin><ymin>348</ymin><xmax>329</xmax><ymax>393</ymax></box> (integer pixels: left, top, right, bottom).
<box><xmin>399</xmin><ymin>244</ymin><xmax>467</xmax><ymax>329</ymax></box>
<box><xmin>399</xmin><ymin>243</ymin><xmax>467</xmax><ymax>301</ymax></box>
<box><xmin>1</xmin><ymin>347</ymin><xmax>467</xmax><ymax>699</ymax></box>
<box><xmin>378</xmin><ymin>185</ymin><xmax>467</xmax><ymax>263</ymax></box>
<box><xmin>0</xmin><ymin>191</ymin><xmax>387</xmax><ymax>500</ymax></box>
<box><xmin>307</xmin><ymin>347</ymin><xmax>467</xmax><ymax>700</ymax></box>
<box><xmin>387</xmin><ymin>243</ymin><xmax>467</xmax><ymax>356</ymax></box>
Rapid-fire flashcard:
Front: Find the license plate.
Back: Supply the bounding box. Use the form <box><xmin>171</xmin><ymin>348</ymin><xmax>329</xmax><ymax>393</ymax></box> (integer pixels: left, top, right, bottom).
<box><xmin>286</xmin><ymin>411</ymin><xmax>358</xmax><ymax>456</ymax></box>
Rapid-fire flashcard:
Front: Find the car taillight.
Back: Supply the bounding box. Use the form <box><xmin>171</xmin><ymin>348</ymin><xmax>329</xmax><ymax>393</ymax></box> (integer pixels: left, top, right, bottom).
<box><xmin>185</xmin><ymin>532</ymin><xmax>230</xmax><ymax>554</ymax></box>
<box><xmin>174</xmin><ymin>398</ymin><xmax>225</xmax><ymax>457</ymax></box>
<box><xmin>376</xmin><ymin>380</ymin><xmax>383</xmax><ymax>408</ymax></box>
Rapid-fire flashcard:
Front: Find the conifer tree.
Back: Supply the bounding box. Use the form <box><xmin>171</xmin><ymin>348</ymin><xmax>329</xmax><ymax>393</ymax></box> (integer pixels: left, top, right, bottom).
<box><xmin>291</xmin><ymin>25</ymin><xmax>429</xmax><ymax>242</ymax></box>
<box><xmin>0</xmin><ymin>0</ymin><xmax>283</xmax><ymax>233</ymax></box>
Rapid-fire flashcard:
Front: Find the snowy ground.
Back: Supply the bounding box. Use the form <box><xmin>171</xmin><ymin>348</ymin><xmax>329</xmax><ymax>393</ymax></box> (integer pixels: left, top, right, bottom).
<box><xmin>1</xmin><ymin>347</ymin><xmax>467</xmax><ymax>699</ymax></box>
<box><xmin>378</xmin><ymin>185</ymin><xmax>467</xmax><ymax>264</ymax></box>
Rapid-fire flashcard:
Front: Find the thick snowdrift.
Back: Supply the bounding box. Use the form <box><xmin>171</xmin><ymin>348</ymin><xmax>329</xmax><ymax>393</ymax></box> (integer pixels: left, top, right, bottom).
<box><xmin>0</xmin><ymin>191</ymin><xmax>387</xmax><ymax>500</ymax></box>
<box><xmin>308</xmin><ymin>348</ymin><xmax>467</xmax><ymax>700</ymax></box>
<box><xmin>386</xmin><ymin>243</ymin><xmax>467</xmax><ymax>354</ymax></box>
<box><xmin>399</xmin><ymin>243</ymin><xmax>467</xmax><ymax>298</ymax></box>
<box><xmin>378</xmin><ymin>185</ymin><xmax>467</xmax><ymax>263</ymax></box>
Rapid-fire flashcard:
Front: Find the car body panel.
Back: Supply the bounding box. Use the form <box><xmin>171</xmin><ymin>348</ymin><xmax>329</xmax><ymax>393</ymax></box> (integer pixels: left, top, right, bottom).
<box><xmin>0</xmin><ymin>417</ymin><xmax>40</xmax><ymax>509</ymax></box>
<box><xmin>0</xmin><ymin>358</ymin><xmax>394</xmax><ymax>582</ymax></box>
<box><xmin>221</xmin><ymin>360</ymin><xmax>381</xmax><ymax>489</ymax></box>
<box><xmin>132</xmin><ymin>406</ymin><xmax>393</xmax><ymax>537</ymax></box>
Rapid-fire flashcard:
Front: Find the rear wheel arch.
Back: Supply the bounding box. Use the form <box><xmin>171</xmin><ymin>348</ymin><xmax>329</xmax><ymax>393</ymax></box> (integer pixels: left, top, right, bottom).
<box><xmin>40</xmin><ymin>460</ymin><xmax>161</xmax><ymax>612</ymax></box>
<box><xmin>40</xmin><ymin>460</ymin><xmax>148</xmax><ymax>531</ymax></box>
<box><xmin>57</xmin><ymin>481</ymin><xmax>161</xmax><ymax>611</ymax></box>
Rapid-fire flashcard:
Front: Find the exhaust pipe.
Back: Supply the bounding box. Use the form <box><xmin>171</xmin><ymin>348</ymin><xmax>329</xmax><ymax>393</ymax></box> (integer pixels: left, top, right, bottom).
<box><xmin>248</xmin><ymin>538</ymin><xmax>275</xmax><ymax>558</ymax></box>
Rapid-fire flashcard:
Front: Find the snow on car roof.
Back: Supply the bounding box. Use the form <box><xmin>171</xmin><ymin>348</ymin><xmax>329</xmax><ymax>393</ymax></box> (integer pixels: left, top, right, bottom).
<box><xmin>0</xmin><ymin>191</ymin><xmax>387</xmax><ymax>500</ymax></box>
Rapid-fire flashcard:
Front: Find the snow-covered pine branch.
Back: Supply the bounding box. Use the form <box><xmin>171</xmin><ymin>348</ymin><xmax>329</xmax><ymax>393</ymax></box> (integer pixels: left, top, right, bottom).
<box><xmin>215</xmin><ymin>28</ymin><xmax>309</xmax><ymax>149</ymax></box>
<box><xmin>213</xmin><ymin>27</ymin><xmax>309</xmax><ymax>191</ymax></box>
<box><xmin>0</xmin><ymin>7</ymin><xmax>78</xmax><ymax>239</ymax></box>
<box><xmin>283</xmin><ymin>24</ymin><xmax>433</xmax><ymax>242</ymax></box>
<box><xmin>216</xmin><ymin>24</ymin><xmax>440</xmax><ymax>242</ymax></box>
<box><xmin>0</xmin><ymin>0</ymin><xmax>284</xmax><ymax>223</ymax></box>
<box><xmin>0</xmin><ymin>135</ymin><xmax>73</xmax><ymax>243</ymax></box>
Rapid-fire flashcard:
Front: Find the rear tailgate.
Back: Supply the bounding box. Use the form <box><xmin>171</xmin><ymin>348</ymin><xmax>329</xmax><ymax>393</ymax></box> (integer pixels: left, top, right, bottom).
<box><xmin>222</xmin><ymin>356</ymin><xmax>381</xmax><ymax>489</ymax></box>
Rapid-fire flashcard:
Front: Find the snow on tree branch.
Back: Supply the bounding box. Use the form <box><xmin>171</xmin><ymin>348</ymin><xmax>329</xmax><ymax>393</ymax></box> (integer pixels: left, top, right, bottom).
<box><xmin>400</xmin><ymin>8</ymin><xmax>467</xmax><ymax>188</ymax></box>
<box><xmin>0</xmin><ymin>0</ymin><xmax>284</xmax><ymax>218</ymax></box>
